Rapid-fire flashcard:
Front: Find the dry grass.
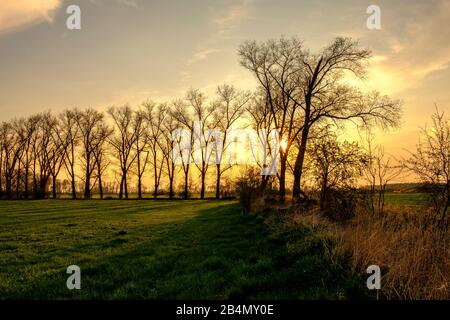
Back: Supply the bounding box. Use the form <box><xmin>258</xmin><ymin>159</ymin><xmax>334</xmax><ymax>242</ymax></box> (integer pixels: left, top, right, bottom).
<box><xmin>291</xmin><ymin>204</ymin><xmax>450</xmax><ymax>299</ymax></box>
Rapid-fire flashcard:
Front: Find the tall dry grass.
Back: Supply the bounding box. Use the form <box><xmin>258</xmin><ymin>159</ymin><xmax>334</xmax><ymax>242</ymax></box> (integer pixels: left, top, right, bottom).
<box><xmin>291</xmin><ymin>204</ymin><xmax>450</xmax><ymax>299</ymax></box>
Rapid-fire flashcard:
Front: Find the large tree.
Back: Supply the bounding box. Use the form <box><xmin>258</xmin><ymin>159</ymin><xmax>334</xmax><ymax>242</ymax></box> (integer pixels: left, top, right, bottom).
<box><xmin>239</xmin><ymin>38</ymin><xmax>305</xmax><ymax>199</ymax></box>
<box><xmin>240</xmin><ymin>37</ymin><xmax>401</xmax><ymax>201</ymax></box>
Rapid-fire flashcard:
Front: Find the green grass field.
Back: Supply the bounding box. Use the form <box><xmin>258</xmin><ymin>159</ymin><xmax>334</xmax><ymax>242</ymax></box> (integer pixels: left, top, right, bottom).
<box><xmin>383</xmin><ymin>193</ymin><xmax>428</xmax><ymax>206</ymax></box>
<box><xmin>0</xmin><ymin>200</ymin><xmax>364</xmax><ymax>299</ymax></box>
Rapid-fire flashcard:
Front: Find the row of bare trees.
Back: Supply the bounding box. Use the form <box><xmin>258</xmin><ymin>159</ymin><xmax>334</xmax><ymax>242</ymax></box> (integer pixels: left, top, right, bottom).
<box><xmin>1</xmin><ymin>36</ymin><xmax>403</xmax><ymax>201</ymax></box>
<box><xmin>0</xmin><ymin>84</ymin><xmax>250</xmax><ymax>200</ymax></box>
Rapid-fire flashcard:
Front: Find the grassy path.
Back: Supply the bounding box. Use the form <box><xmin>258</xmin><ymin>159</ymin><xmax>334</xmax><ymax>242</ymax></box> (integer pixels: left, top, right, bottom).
<box><xmin>0</xmin><ymin>200</ymin><xmax>364</xmax><ymax>299</ymax></box>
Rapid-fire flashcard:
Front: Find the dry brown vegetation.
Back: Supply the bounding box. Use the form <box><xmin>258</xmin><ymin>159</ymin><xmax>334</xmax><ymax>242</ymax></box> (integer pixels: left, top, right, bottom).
<box><xmin>290</xmin><ymin>204</ymin><xmax>450</xmax><ymax>299</ymax></box>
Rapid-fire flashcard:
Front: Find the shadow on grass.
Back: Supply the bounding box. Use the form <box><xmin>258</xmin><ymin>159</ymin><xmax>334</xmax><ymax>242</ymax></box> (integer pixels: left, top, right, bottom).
<box><xmin>6</xmin><ymin>203</ymin><xmax>366</xmax><ymax>300</ymax></box>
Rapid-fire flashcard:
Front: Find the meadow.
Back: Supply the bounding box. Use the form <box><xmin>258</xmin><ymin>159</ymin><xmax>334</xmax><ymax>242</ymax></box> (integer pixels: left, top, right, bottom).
<box><xmin>0</xmin><ymin>200</ymin><xmax>364</xmax><ymax>299</ymax></box>
<box><xmin>383</xmin><ymin>193</ymin><xmax>428</xmax><ymax>206</ymax></box>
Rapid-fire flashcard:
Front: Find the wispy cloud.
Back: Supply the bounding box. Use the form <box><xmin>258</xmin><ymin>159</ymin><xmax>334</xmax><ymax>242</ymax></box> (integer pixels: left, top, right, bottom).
<box><xmin>89</xmin><ymin>0</ymin><xmax>139</xmax><ymax>8</ymax></box>
<box><xmin>214</xmin><ymin>1</ymin><xmax>248</xmax><ymax>28</ymax></box>
<box><xmin>187</xmin><ymin>48</ymin><xmax>220</xmax><ymax>65</ymax></box>
<box><xmin>0</xmin><ymin>0</ymin><xmax>62</xmax><ymax>35</ymax></box>
<box><xmin>185</xmin><ymin>0</ymin><xmax>252</xmax><ymax>67</ymax></box>
<box><xmin>213</xmin><ymin>0</ymin><xmax>253</xmax><ymax>37</ymax></box>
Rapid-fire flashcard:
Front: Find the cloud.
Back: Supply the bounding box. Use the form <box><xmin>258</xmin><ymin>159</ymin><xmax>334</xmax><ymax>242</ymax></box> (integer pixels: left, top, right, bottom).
<box><xmin>0</xmin><ymin>0</ymin><xmax>62</xmax><ymax>35</ymax></box>
<box><xmin>187</xmin><ymin>48</ymin><xmax>220</xmax><ymax>65</ymax></box>
<box><xmin>361</xmin><ymin>0</ymin><xmax>450</xmax><ymax>94</ymax></box>
<box><xmin>90</xmin><ymin>0</ymin><xmax>139</xmax><ymax>8</ymax></box>
<box><xmin>213</xmin><ymin>0</ymin><xmax>253</xmax><ymax>37</ymax></box>
<box><xmin>115</xmin><ymin>0</ymin><xmax>138</xmax><ymax>7</ymax></box>
<box><xmin>185</xmin><ymin>0</ymin><xmax>253</xmax><ymax>66</ymax></box>
<box><xmin>214</xmin><ymin>1</ymin><xmax>248</xmax><ymax>27</ymax></box>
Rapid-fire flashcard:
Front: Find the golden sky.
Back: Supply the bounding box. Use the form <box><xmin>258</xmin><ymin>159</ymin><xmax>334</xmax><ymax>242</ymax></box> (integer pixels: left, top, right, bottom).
<box><xmin>0</xmin><ymin>0</ymin><xmax>449</xmax><ymax>160</ymax></box>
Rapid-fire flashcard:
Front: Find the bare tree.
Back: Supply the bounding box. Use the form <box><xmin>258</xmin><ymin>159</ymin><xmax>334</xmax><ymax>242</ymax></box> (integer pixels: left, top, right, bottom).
<box><xmin>160</xmin><ymin>110</ymin><xmax>178</xmax><ymax>199</ymax></box>
<box><xmin>27</xmin><ymin>113</ymin><xmax>60</xmax><ymax>199</ymax></box>
<box><xmin>132</xmin><ymin>108</ymin><xmax>150</xmax><ymax>199</ymax></box>
<box><xmin>0</xmin><ymin>122</ymin><xmax>24</xmax><ymax>199</ymax></box>
<box><xmin>171</xmin><ymin>99</ymin><xmax>194</xmax><ymax>199</ymax></box>
<box><xmin>187</xmin><ymin>89</ymin><xmax>214</xmax><ymax>199</ymax></box>
<box><xmin>75</xmin><ymin>108</ymin><xmax>105</xmax><ymax>199</ymax></box>
<box><xmin>212</xmin><ymin>84</ymin><xmax>249</xmax><ymax>198</ymax></box>
<box><xmin>405</xmin><ymin>107</ymin><xmax>450</xmax><ymax>223</ymax></box>
<box><xmin>290</xmin><ymin>38</ymin><xmax>401</xmax><ymax>201</ymax></box>
<box><xmin>107</xmin><ymin>105</ymin><xmax>138</xmax><ymax>199</ymax></box>
<box><xmin>239</xmin><ymin>38</ymin><xmax>305</xmax><ymax>199</ymax></box>
<box><xmin>361</xmin><ymin>133</ymin><xmax>403</xmax><ymax>215</ymax></box>
<box><xmin>21</xmin><ymin>115</ymin><xmax>39</xmax><ymax>199</ymax></box>
<box><xmin>56</xmin><ymin>110</ymin><xmax>80</xmax><ymax>199</ymax></box>
<box><xmin>247</xmin><ymin>92</ymin><xmax>277</xmax><ymax>191</ymax></box>
<box><xmin>239</xmin><ymin>37</ymin><xmax>401</xmax><ymax>201</ymax></box>
<box><xmin>143</xmin><ymin>101</ymin><xmax>167</xmax><ymax>199</ymax></box>
<box><xmin>92</xmin><ymin>123</ymin><xmax>112</xmax><ymax>199</ymax></box>
<box><xmin>12</xmin><ymin>118</ymin><xmax>28</xmax><ymax>199</ymax></box>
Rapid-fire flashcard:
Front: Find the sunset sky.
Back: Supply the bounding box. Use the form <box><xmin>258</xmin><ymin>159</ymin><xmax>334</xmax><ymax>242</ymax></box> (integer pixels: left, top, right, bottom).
<box><xmin>1</xmin><ymin>0</ymin><xmax>449</xmax><ymax>159</ymax></box>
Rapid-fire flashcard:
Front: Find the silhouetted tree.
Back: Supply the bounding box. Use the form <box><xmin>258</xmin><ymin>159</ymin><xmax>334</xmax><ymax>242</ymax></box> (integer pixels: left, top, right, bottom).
<box><xmin>56</xmin><ymin>110</ymin><xmax>80</xmax><ymax>199</ymax></box>
<box><xmin>107</xmin><ymin>105</ymin><xmax>138</xmax><ymax>199</ymax></box>
<box><xmin>75</xmin><ymin>108</ymin><xmax>105</xmax><ymax>199</ymax></box>
<box><xmin>405</xmin><ymin>107</ymin><xmax>450</xmax><ymax>223</ymax></box>
<box><xmin>133</xmin><ymin>108</ymin><xmax>150</xmax><ymax>199</ymax></box>
<box><xmin>212</xmin><ymin>84</ymin><xmax>249</xmax><ymax>198</ymax></box>
<box><xmin>143</xmin><ymin>101</ymin><xmax>167</xmax><ymax>199</ymax></box>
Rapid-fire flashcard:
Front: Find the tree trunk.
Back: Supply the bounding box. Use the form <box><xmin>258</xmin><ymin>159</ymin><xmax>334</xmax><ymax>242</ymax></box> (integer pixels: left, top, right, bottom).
<box><xmin>33</xmin><ymin>158</ymin><xmax>37</xmax><ymax>198</ymax></box>
<box><xmin>138</xmin><ymin>175</ymin><xmax>142</xmax><ymax>200</ymax></box>
<box><xmin>0</xmin><ymin>157</ymin><xmax>3</xmax><ymax>198</ymax></box>
<box><xmin>119</xmin><ymin>174</ymin><xmax>124</xmax><ymax>199</ymax></box>
<box><xmin>84</xmin><ymin>164</ymin><xmax>90</xmax><ymax>199</ymax></box>
<box><xmin>6</xmin><ymin>175</ymin><xmax>12</xmax><ymax>200</ymax></box>
<box><xmin>215</xmin><ymin>164</ymin><xmax>221</xmax><ymax>199</ymax></box>
<box><xmin>71</xmin><ymin>166</ymin><xmax>76</xmax><ymax>200</ymax></box>
<box><xmin>70</xmin><ymin>147</ymin><xmax>76</xmax><ymax>199</ymax></box>
<box><xmin>200</xmin><ymin>162</ymin><xmax>206</xmax><ymax>199</ymax></box>
<box><xmin>124</xmin><ymin>170</ymin><xmax>128</xmax><ymax>199</ymax></box>
<box><xmin>97</xmin><ymin>160</ymin><xmax>103</xmax><ymax>200</ymax></box>
<box><xmin>279</xmin><ymin>154</ymin><xmax>287</xmax><ymax>200</ymax></box>
<box><xmin>98</xmin><ymin>175</ymin><xmax>103</xmax><ymax>200</ymax></box>
<box><xmin>153</xmin><ymin>155</ymin><xmax>158</xmax><ymax>199</ymax></box>
<box><xmin>52</xmin><ymin>174</ymin><xmax>57</xmax><ymax>199</ymax></box>
<box><xmin>137</xmin><ymin>152</ymin><xmax>142</xmax><ymax>199</ymax></box>
<box><xmin>169</xmin><ymin>162</ymin><xmax>175</xmax><ymax>199</ymax></box>
<box><xmin>292</xmin><ymin>125</ymin><xmax>310</xmax><ymax>201</ymax></box>
<box><xmin>319</xmin><ymin>174</ymin><xmax>328</xmax><ymax>210</ymax></box>
<box><xmin>24</xmin><ymin>153</ymin><xmax>29</xmax><ymax>199</ymax></box>
<box><xmin>183</xmin><ymin>165</ymin><xmax>189</xmax><ymax>199</ymax></box>
<box><xmin>16</xmin><ymin>161</ymin><xmax>21</xmax><ymax>199</ymax></box>
<box><xmin>169</xmin><ymin>177</ymin><xmax>174</xmax><ymax>200</ymax></box>
<box><xmin>153</xmin><ymin>184</ymin><xmax>158</xmax><ymax>199</ymax></box>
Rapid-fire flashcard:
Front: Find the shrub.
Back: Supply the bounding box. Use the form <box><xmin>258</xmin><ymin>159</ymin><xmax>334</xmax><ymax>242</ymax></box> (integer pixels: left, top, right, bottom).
<box><xmin>235</xmin><ymin>167</ymin><xmax>263</xmax><ymax>214</ymax></box>
<box><xmin>320</xmin><ymin>188</ymin><xmax>361</xmax><ymax>222</ymax></box>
